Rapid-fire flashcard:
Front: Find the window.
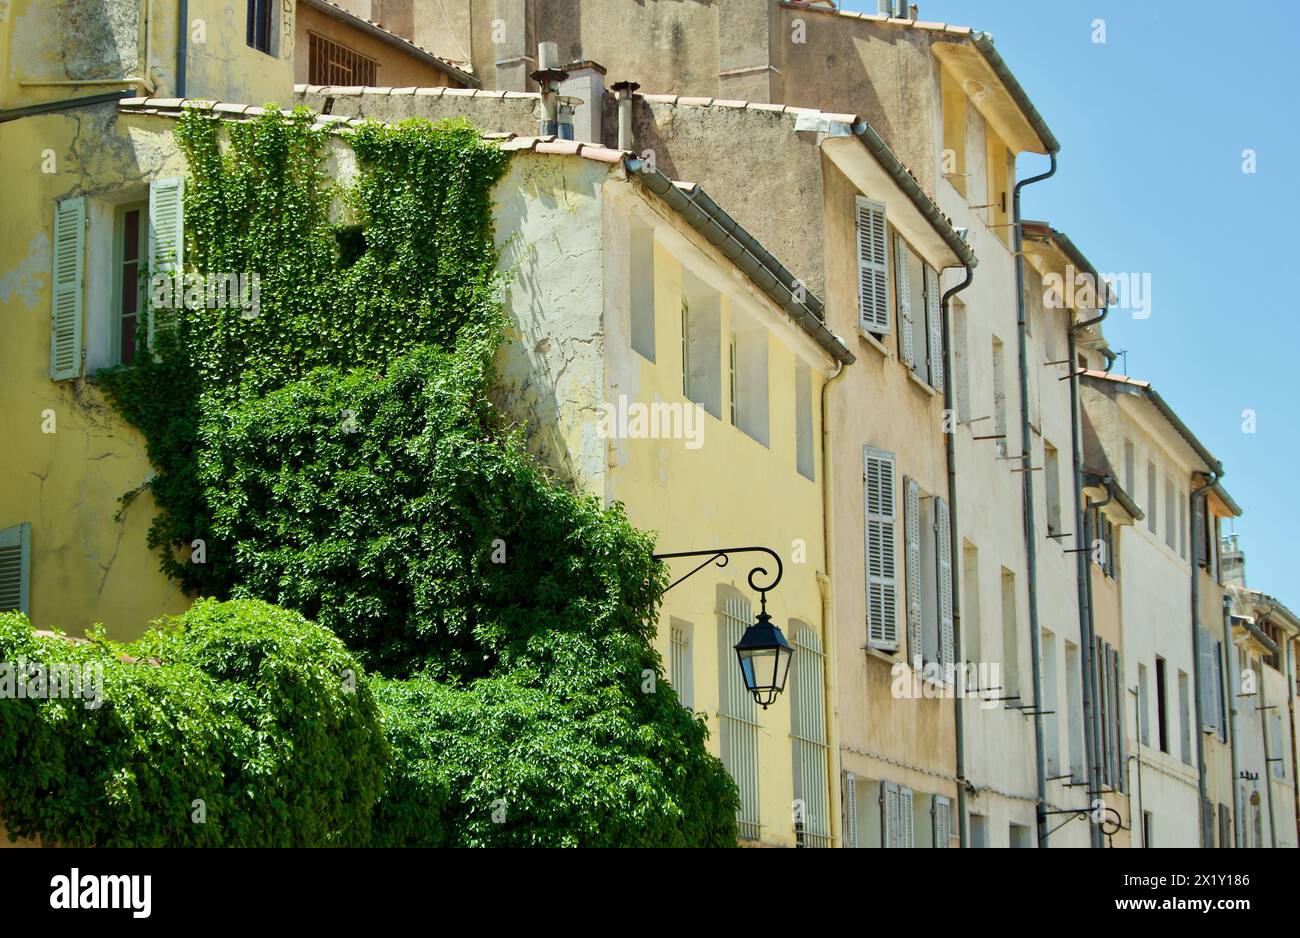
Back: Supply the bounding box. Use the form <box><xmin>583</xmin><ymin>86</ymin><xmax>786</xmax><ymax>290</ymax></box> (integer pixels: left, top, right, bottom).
<box><xmin>1065</xmin><ymin>641</ymin><xmax>1084</xmax><ymax>781</ymax></box>
<box><xmin>1097</xmin><ymin>640</ymin><xmax>1125</xmax><ymax>791</ymax></box>
<box><xmin>1165</xmin><ymin>478</ymin><xmax>1177</xmax><ymax>550</ymax></box>
<box><xmin>728</xmin><ymin>333</ymin><xmax>737</xmax><ymax>426</ymax></box>
<box><xmin>629</xmin><ymin>220</ymin><xmax>655</xmax><ymax>360</ymax></box>
<box><xmin>855</xmin><ymin>197</ymin><xmax>889</xmax><ymax>335</ymax></box>
<box><xmin>940</xmin><ymin>66</ymin><xmax>968</xmax><ymax>197</ymax></box>
<box><xmin>970</xmin><ymin>813</ymin><xmax>988</xmax><ymax>848</ymax></box>
<box><xmin>1178</xmin><ymin>669</ymin><xmax>1191</xmax><ymax>764</ymax></box>
<box><xmin>843</xmin><ymin>773</ymin><xmax>860</xmax><ymax>848</ymax></box>
<box><xmin>1043</xmin><ymin>630</ymin><xmax>1059</xmax><ymax>776</ymax></box>
<box><xmin>730</xmin><ymin>326</ymin><xmax>769</xmax><ymax>446</ymax></box>
<box><xmin>906</xmin><ymin>481</ymin><xmax>953</xmax><ymax>671</ymax></box>
<box><xmin>114</xmin><ymin>203</ymin><xmax>147</xmax><ymax>365</ymax></box>
<box><xmin>308</xmin><ymin>32</ymin><xmax>378</xmax><ymax>86</ymax></box>
<box><xmin>669</xmin><ymin>619</ymin><xmax>693</xmax><ymax>710</ymax></box>
<box><xmin>931</xmin><ymin>795</ymin><xmax>953</xmax><ymax>848</ymax></box>
<box><xmin>1147</xmin><ymin>462</ymin><xmax>1158</xmax><ymax>535</ymax></box>
<box><xmin>1123</xmin><ymin>440</ymin><xmax>1135</xmax><ymax>496</ymax></box>
<box><xmin>992</xmin><ymin>336</ymin><xmax>1008</xmax><ymax>457</ymax></box>
<box><xmin>718</xmin><ymin>588</ymin><xmax>760</xmax><ymax>841</ymax></box>
<box><xmin>865</xmin><ymin>448</ymin><xmax>899</xmax><ymax>651</ymax></box>
<box><xmin>247</xmin><ymin>0</ymin><xmax>276</xmax><ymax>55</ymax></box>
<box><xmin>894</xmin><ymin>237</ymin><xmax>943</xmax><ymax>390</ymax></box>
<box><xmin>790</xmin><ymin>623</ymin><xmax>830</xmax><ymax>848</ymax></box>
<box><xmin>1179</xmin><ymin>496</ymin><xmax>1188</xmax><ymax>560</ymax></box>
<box><xmin>881</xmin><ymin>782</ymin><xmax>914</xmax><ymax>848</ymax></box>
<box><xmin>795</xmin><ymin>363</ymin><xmax>814</xmax><ymax>481</ymax></box>
<box><xmin>1009</xmin><ymin>823</ymin><xmax>1033</xmax><ymax>848</ymax></box>
<box><xmin>1044</xmin><ymin>442</ymin><xmax>1062</xmax><ymax>536</ymax></box>
<box><xmin>1198</xmin><ymin>629</ymin><xmax>1220</xmax><ymax>736</ymax></box>
<box><xmin>1094</xmin><ymin>513</ymin><xmax>1118</xmax><ymax>579</ymax></box>
<box><xmin>953</xmin><ymin>298</ymin><xmax>971</xmax><ymax>422</ymax></box>
<box><xmin>1155</xmin><ymin>657</ymin><xmax>1169</xmax><ymax>754</ymax></box>
<box><xmin>0</xmin><ymin>523</ymin><xmax>32</xmax><ymax>615</ymax></box>
<box><xmin>1001</xmin><ymin>568</ymin><xmax>1019</xmax><ymax>699</ymax></box>
<box><xmin>1143</xmin><ymin>811</ymin><xmax>1154</xmax><ymax>848</ymax></box>
<box><xmin>1218</xmin><ymin>804</ymin><xmax>1232</xmax><ymax>849</ymax></box>
<box><xmin>1138</xmin><ymin>663</ymin><xmax>1151</xmax><ymax>746</ymax></box>
<box><xmin>1269</xmin><ymin>714</ymin><xmax>1285</xmax><ymax>779</ymax></box>
<box><xmin>962</xmin><ymin>541</ymin><xmax>981</xmax><ymax>664</ymax></box>
<box><xmin>681</xmin><ymin>271</ymin><xmax>721</xmax><ymax>418</ymax></box>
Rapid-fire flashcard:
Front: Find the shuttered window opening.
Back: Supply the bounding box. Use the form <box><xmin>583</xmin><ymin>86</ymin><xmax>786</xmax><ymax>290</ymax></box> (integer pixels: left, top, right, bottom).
<box><xmin>864</xmin><ymin>448</ymin><xmax>899</xmax><ymax>651</ymax></box>
<box><xmin>719</xmin><ymin>591</ymin><xmax>761</xmax><ymax>841</ymax></box>
<box><xmin>1218</xmin><ymin>804</ymin><xmax>1232</xmax><ymax>849</ymax></box>
<box><xmin>1199</xmin><ymin>628</ymin><xmax>1219</xmax><ymax>735</ymax></box>
<box><xmin>931</xmin><ymin>794</ymin><xmax>953</xmax><ymax>848</ymax></box>
<box><xmin>843</xmin><ymin>772</ymin><xmax>859</xmax><ymax>848</ymax></box>
<box><xmin>904</xmin><ymin>477</ymin><xmax>923</xmax><ymax>665</ymax></box>
<box><xmin>935</xmin><ymin>497</ymin><xmax>954</xmax><ymax>672</ymax></box>
<box><xmin>50</xmin><ymin>197</ymin><xmax>85</xmax><ymax>381</ymax></box>
<box><xmin>147</xmin><ymin>177</ymin><xmax>185</xmax><ymax>350</ymax></box>
<box><xmin>880</xmin><ymin>783</ymin><xmax>915</xmax><ymax>848</ymax></box>
<box><xmin>790</xmin><ymin>623</ymin><xmax>830</xmax><ymax>848</ymax></box>
<box><xmin>855</xmin><ymin>197</ymin><xmax>890</xmax><ymax>334</ymax></box>
<box><xmin>308</xmin><ymin>32</ymin><xmax>379</xmax><ymax>87</ymax></box>
<box><xmin>925</xmin><ymin>265</ymin><xmax>944</xmax><ymax>390</ymax></box>
<box><xmin>670</xmin><ymin>619</ymin><xmax>694</xmax><ymax>710</ymax></box>
<box><xmin>0</xmin><ymin>524</ymin><xmax>32</xmax><ymax>615</ymax></box>
<box><xmin>895</xmin><ymin>233</ymin><xmax>915</xmax><ymax>368</ymax></box>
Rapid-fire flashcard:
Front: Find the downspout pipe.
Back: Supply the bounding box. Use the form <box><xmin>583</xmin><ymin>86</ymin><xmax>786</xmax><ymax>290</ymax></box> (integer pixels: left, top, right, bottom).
<box><xmin>1223</xmin><ymin>595</ymin><xmax>1241</xmax><ymax>847</ymax></box>
<box><xmin>1190</xmin><ymin>469</ymin><xmax>1220</xmax><ymax>847</ymax></box>
<box><xmin>177</xmin><ymin>0</ymin><xmax>187</xmax><ymax>98</ymax></box>
<box><xmin>1070</xmin><ymin>305</ymin><xmax>1107</xmax><ymax>849</ymax></box>
<box><xmin>820</xmin><ymin>359</ymin><xmax>849</xmax><ymax>846</ymax></box>
<box><xmin>942</xmin><ymin>262</ymin><xmax>976</xmax><ymax>847</ymax></box>
<box><xmin>1255</xmin><ymin>603</ymin><xmax>1279</xmax><ymax>847</ymax></box>
<box><xmin>1013</xmin><ymin>150</ymin><xmax>1058</xmax><ymax>847</ymax></box>
<box><xmin>0</xmin><ymin>90</ymin><xmax>134</xmax><ymax>123</ymax></box>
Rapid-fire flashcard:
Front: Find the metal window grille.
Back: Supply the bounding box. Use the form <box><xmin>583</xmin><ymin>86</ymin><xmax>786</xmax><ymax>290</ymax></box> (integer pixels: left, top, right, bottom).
<box><xmin>719</xmin><ymin>593</ymin><xmax>761</xmax><ymax>841</ymax></box>
<box><xmin>790</xmin><ymin>623</ymin><xmax>830</xmax><ymax>848</ymax></box>
<box><xmin>308</xmin><ymin>32</ymin><xmax>379</xmax><ymax>86</ymax></box>
<box><xmin>670</xmin><ymin>620</ymin><xmax>693</xmax><ymax>710</ymax></box>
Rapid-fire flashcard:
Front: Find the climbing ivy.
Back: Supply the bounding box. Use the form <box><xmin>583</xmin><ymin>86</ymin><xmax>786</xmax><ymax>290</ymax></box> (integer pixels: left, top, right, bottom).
<box><xmin>90</xmin><ymin>107</ymin><xmax>738</xmax><ymax>846</ymax></box>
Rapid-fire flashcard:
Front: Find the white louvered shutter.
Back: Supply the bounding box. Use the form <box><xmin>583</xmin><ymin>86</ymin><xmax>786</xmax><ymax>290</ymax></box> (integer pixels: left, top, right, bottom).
<box><xmin>1113</xmin><ymin>647</ymin><xmax>1126</xmax><ymax>793</ymax></box>
<box><xmin>926</xmin><ymin>265</ymin><xmax>944</xmax><ymax>389</ymax></box>
<box><xmin>882</xmin><ymin>781</ymin><xmax>899</xmax><ymax>848</ymax></box>
<box><xmin>933</xmin><ymin>795</ymin><xmax>952</xmax><ymax>848</ymax></box>
<box><xmin>147</xmin><ymin>176</ymin><xmax>185</xmax><ymax>348</ymax></box>
<box><xmin>844</xmin><ymin>772</ymin><xmax>858</xmax><ymax>848</ymax></box>
<box><xmin>896</xmin><ymin>234</ymin><xmax>914</xmax><ymax>367</ymax></box>
<box><xmin>898</xmin><ymin>787</ymin><xmax>915</xmax><ymax>848</ymax></box>
<box><xmin>1198</xmin><ymin>629</ymin><xmax>1216</xmax><ymax>733</ymax></box>
<box><xmin>50</xmin><ymin>197</ymin><xmax>85</xmax><ymax>381</ymax></box>
<box><xmin>865</xmin><ymin>448</ymin><xmax>899</xmax><ymax>651</ymax></box>
<box><xmin>1213</xmin><ymin>643</ymin><xmax>1227</xmax><ymax>742</ymax></box>
<box><xmin>936</xmin><ymin>497</ymin><xmax>954</xmax><ymax>671</ymax></box>
<box><xmin>0</xmin><ymin>523</ymin><xmax>32</xmax><ymax>615</ymax></box>
<box><xmin>856</xmin><ymin>197</ymin><xmax>890</xmax><ymax>334</ymax></box>
<box><xmin>905</xmin><ymin>478</ymin><xmax>923</xmax><ymax>666</ymax></box>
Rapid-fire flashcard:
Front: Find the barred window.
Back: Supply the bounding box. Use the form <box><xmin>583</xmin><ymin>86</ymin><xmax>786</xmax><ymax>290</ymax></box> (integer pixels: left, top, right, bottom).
<box><xmin>308</xmin><ymin>32</ymin><xmax>379</xmax><ymax>86</ymax></box>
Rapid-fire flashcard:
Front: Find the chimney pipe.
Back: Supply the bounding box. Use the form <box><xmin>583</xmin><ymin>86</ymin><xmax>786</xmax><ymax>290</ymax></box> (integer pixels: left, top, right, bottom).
<box><xmin>530</xmin><ymin>42</ymin><xmax>569</xmax><ymax>136</ymax></box>
<box><xmin>611</xmin><ymin>80</ymin><xmax>640</xmax><ymax>151</ymax></box>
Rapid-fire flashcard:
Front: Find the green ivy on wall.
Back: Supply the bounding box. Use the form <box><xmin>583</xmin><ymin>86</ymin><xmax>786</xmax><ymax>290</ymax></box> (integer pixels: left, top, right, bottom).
<box><xmin>85</xmin><ymin>107</ymin><xmax>739</xmax><ymax>846</ymax></box>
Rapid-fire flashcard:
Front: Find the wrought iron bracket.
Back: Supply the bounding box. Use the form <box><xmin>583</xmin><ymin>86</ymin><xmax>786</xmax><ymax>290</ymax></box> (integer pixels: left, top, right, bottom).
<box><xmin>653</xmin><ymin>547</ymin><xmax>784</xmax><ymax>615</ymax></box>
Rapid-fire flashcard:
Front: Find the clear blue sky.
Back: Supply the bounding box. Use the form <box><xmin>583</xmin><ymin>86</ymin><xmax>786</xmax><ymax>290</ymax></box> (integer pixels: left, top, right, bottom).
<box><xmin>839</xmin><ymin>0</ymin><xmax>1299</xmax><ymax>598</ymax></box>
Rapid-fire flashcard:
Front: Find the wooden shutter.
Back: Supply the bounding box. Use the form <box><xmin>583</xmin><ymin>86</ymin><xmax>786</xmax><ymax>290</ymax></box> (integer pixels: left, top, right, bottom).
<box><xmin>904</xmin><ymin>477</ymin><xmax>923</xmax><ymax>666</ymax></box>
<box><xmin>50</xmin><ymin>197</ymin><xmax>85</xmax><ymax>381</ymax></box>
<box><xmin>844</xmin><ymin>772</ymin><xmax>858</xmax><ymax>848</ymax></box>
<box><xmin>882</xmin><ymin>781</ymin><xmax>899</xmax><ymax>848</ymax></box>
<box><xmin>1199</xmin><ymin>629</ymin><xmax>1217</xmax><ymax>733</ymax></box>
<box><xmin>0</xmin><ymin>523</ymin><xmax>32</xmax><ymax>615</ymax></box>
<box><xmin>896</xmin><ymin>234</ymin><xmax>914</xmax><ymax>366</ymax></box>
<box><xmin>1112</xmin><ymin>647</ymin><xmax>1126</xmax><ymax>793</ymax></box>
<box><xmin>147</xmin><ymin>176</ymin><xmax>185</xmax><ymax>348</ymax></box>
<box><xmin>1192</xmin><ymin>497</ymin><xmax>1207</xmax><ymax>567</ymax></box>
<box><xmin>898</xmin><ymin>787</ymin><xmax>915</xmax><ymax>848</ymax></box>
<box><xmin>1214</xmin><ymin>642</ymin><xmax>1227</xmax><ymax>742</ymax></box>
<box><xmin>932</xmin><ymin>794</ymin><xmax>952</xmax><ymax>848</ymax></box>
<box><xmin>936</xmin><ymin>496</ymin><xmax>954</xmax><ymax>671</ymax></box>
<box><xmin>865</xmin><ymin>448</ymin><xmax>899</xmax><ymax>651</ymax></box>
<box><xmin>926</xmin><ymin>265</ymin><xmax>944</xmax><ymax>389</ymax></box>
<box><xmin>856</xmin><ymin>197</ymin><xmax>890</xmax><ymax>334</ymax></box>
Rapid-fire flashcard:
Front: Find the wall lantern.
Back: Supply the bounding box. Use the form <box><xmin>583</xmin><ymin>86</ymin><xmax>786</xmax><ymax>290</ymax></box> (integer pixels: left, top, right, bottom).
<box><xmin>652</xmin><ymin>547</ymin><xmax>790</xmax><ymax>709</ymax></box>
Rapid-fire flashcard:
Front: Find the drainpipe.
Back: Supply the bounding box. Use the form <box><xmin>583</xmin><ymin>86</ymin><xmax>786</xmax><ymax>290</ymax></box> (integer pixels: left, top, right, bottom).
<box><xmin>0</xmin><ymin>90</ymin><xmax>136</xmax><ymax>123</ymax></box>
<box><xmin>1189</xmin><ymin>470</ymin><xmax>1219</xmax><ymax>847</ymax></box>
<box><xmin>1255</xmin><ymin>603</ymin><xmax>1279</xmax><ymax>847</ymax></box>
<box><xmin>1223</xmin><ymin>595</ymin><xmax>1241</xmax><ymax>848</ymax></box>
<box><xmin>177</xmin><ymin>0</ymin><xmax>187</xmax><ymax>97</ymax></box>
<box><xmin>820</xmin><ymin>358</ymin><xmax>849</xmax><ymax>847</ymax></box>
<box><xmin>1070</xmin><ymin>305</ymin><xmax>1107</xmax><ymax>848</ymax></box>
<box><xmin>1013</xmin><ymin>151</ymin><xmax>1058</xmax><ymax>847</ymax></box>
<box><xmin>941</xmin><ymin>263</ymin><xmax>975</xmax><ymax>846</ymax></box>
<box><xmin>611</xmin><ymin>80</ymin><xmax>640</xmax><ymax>151</ymax></box>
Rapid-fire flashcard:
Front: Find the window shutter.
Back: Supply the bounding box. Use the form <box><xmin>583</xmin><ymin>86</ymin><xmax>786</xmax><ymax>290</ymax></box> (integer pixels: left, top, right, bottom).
<box><xmin>50</xmin><ymin>197</ymin><xmax>85</xmax><ymax>381</ymax></box>
<box><xmin>926</xmin><ymin>265</ymin><xmax>944</xmax><ymax>390</ymax></box>
<box><xmin>147</xmin><ymin>176</ymin><xmax>185</xmax><ymax>348</ymax></box>
<box><xmin>932</xmin><ymin>794</ymin><xmax>952</xmax><ymax>848</ymax></box>
<box><xmin>1192</xmin><ymin>497</ymin><xmax>1207</xmax><ymax>567</ymax></box>
<box><xmin>898</xmin><ymin>787</ymin><xmax>915</xmax><ymax>848</ymax></box>
<box><xmin>856</xmin><ymin>197</ymin><xmax>890</xmax><ymax>334</ymax></box>
<box><xmin>1113</xmin><ymin>647</ymin><xmax>1126</xmax><ymax>793</ymax></box>
<box><xmin>1214</xmin><ymin>642</ymin><xmax>1227</xmax><ymax>743</ymax></box>
<box><xmin>865</xmin><ymin>448</ymin><xmax>899</xmax><ymax>651</ymax></box>
<box><xmin>896</xmin><ymin>234</ymin><xmax>914</xmax><ymax>367</ymax></box>
<box><xmin>0</xmin><ymin>523</ymin><xmax>32</xmax><ymax>615</ymax></box>
<box><xmin>844</xmin><ymin>772</ymin><xmax>858</xmax><ymax>848</ymax></box>
<box><xmin>936</xmin><ymin>496</ymin><xmax>954</xmax><ymax>671</ymax></box>
<box><xmin>904</xmin><ymin>477</ymin><xmax>923</xmax><ymax>666</ymax></box>
<box><xmin>1198</xmin><ymin>629</ymin><xmax>1216</xmax><ymax>733</ymax></box>
<box><xmin>882</xmin><ymin>781</ymin><xmax>899</xmax><ymax>848</ymax></box>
